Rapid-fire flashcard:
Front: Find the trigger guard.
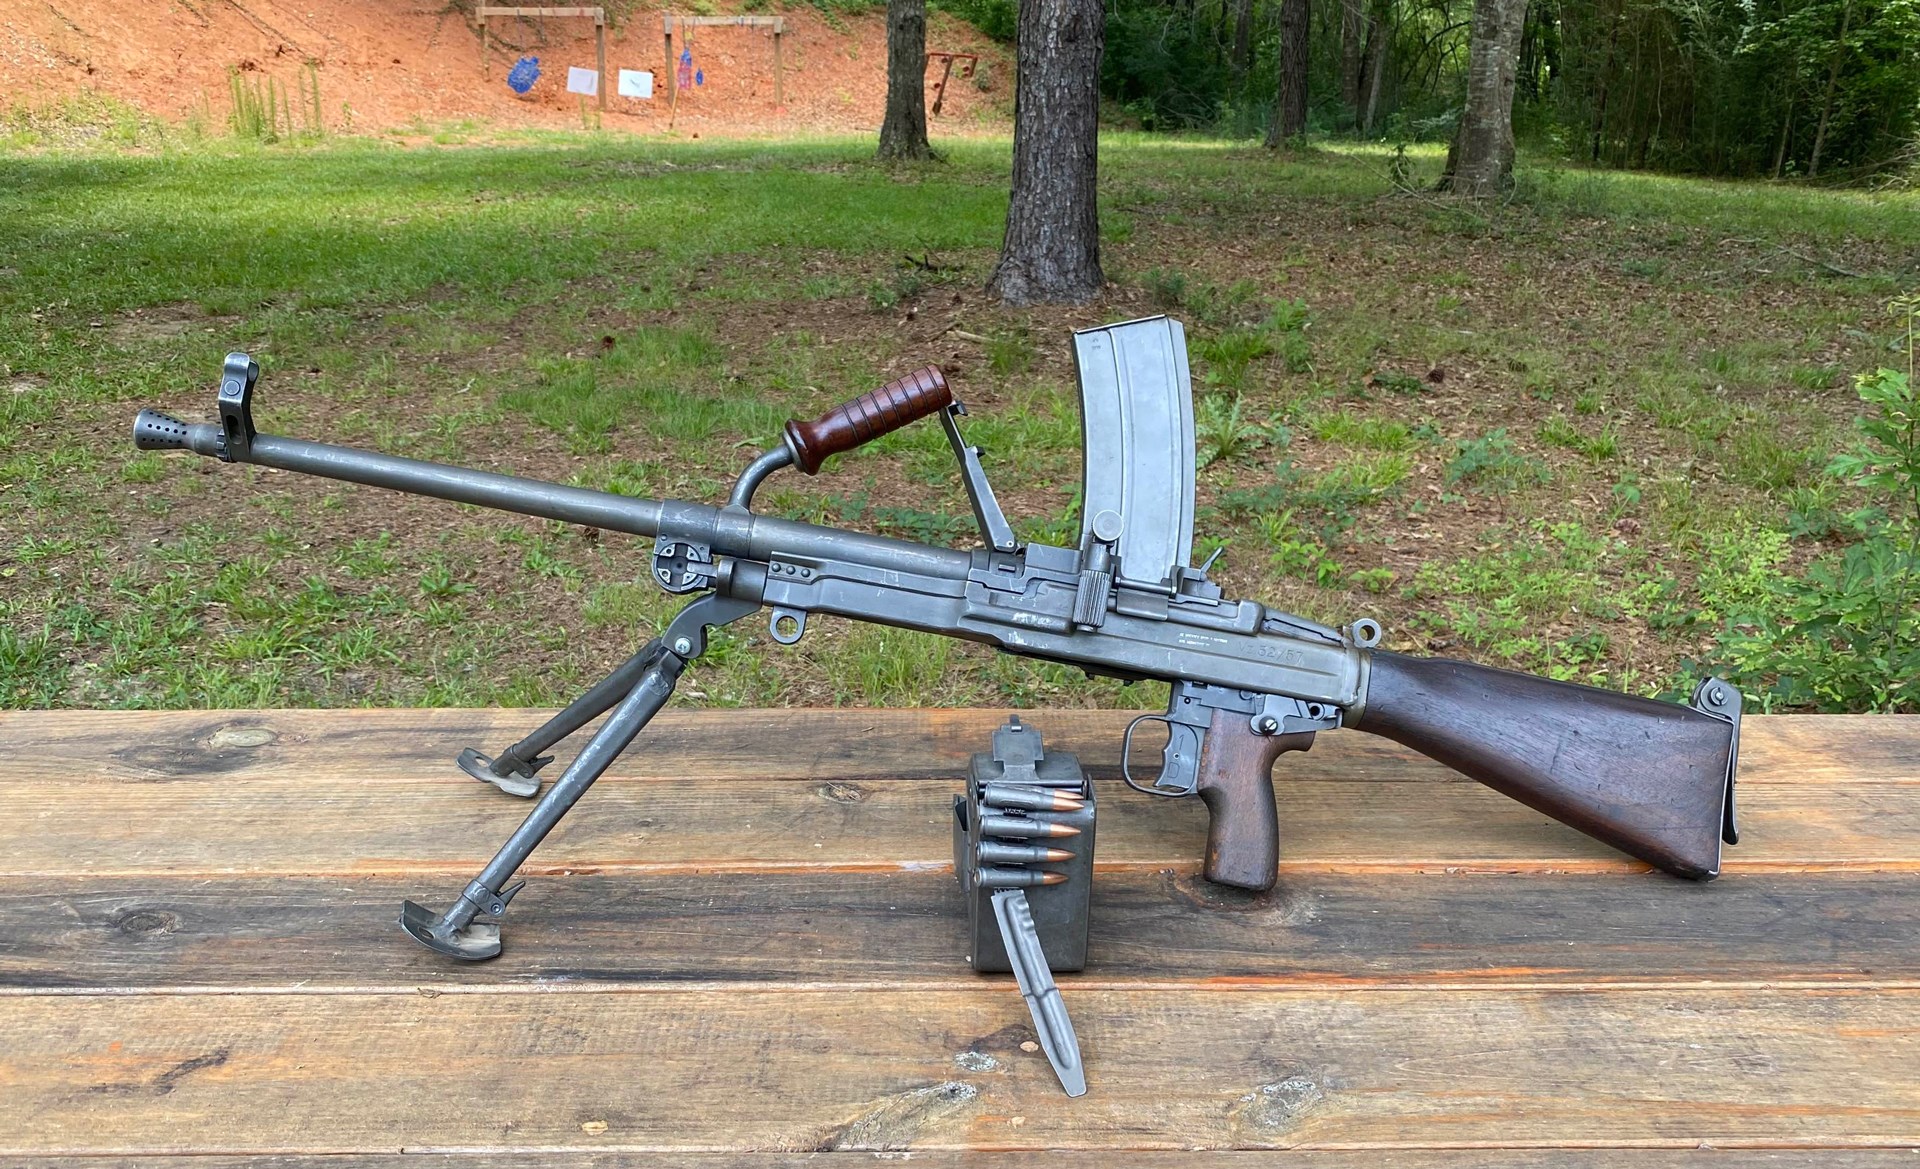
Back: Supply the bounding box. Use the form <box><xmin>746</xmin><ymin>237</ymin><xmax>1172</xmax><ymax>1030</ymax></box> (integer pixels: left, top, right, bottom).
<box><xmin>1121</xmin><ymin>713</ymin><xmax>1199</xmax><ymax>798</ymax></box>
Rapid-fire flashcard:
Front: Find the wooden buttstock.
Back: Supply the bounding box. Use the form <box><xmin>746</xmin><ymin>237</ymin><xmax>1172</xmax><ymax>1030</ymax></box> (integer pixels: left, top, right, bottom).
<box><xmin>1195</xmin><ymin>710</ymin><xmax>1315</xmax><ymax>891</ymax></box>
<box><xmin>1352</xmin><ymin>651</ymin><xmax>1736</xmax><ymax>879</ymax></box>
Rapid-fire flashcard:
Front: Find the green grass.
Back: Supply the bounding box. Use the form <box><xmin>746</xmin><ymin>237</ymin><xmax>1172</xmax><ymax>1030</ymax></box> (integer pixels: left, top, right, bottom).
<box><xmin>1</xmin><ymin>127</ymin><xmax>1915</xmax><ymax>709</ymax></box>
<box><xmin>1538</xmin><ymin>413</ymin><xmax>1620</xmax><ymax>462</ymax></box>
<box><xmin>1311</xmin><ymin>410</ymin><xmax>1418</xmax><ymax>451</ymax></box>
<box><xmin>501</xmin><ymin>326</ymin><xmax>759</xmax><ymax>453</ymax></box>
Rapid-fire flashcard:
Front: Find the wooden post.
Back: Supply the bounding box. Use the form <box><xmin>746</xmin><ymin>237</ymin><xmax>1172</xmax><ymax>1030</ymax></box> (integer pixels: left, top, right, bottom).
<box><xmin>664</xmin><ymin>12</ymin><xmax>676</xmax><ymax>103</ymax></box>
<box><xmin>659</xmin><ymin>15</ymin><xmax>783</xmax><ymax>108</ymax></box>
<box><xmin>475</xmin><ymin>8</ymin><xmax>608</xmax><ymax>92</ymax></box>
<box><xmin>772</xmin><ymin>25</ymin><xmax>783</xmax><ymax>108</ymax></box>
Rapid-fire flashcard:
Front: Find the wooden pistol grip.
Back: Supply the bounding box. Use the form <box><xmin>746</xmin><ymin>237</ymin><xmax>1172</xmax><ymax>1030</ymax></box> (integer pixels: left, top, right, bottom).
<box><xmin>1194</xmin><ymin>710</ymin><xmax>1315</xmax><ymax>891</ymax></box>
<box><xmin>783</xmin><ymin>366</ymin><xmax>950</xmax><ymax>474</ymax></box>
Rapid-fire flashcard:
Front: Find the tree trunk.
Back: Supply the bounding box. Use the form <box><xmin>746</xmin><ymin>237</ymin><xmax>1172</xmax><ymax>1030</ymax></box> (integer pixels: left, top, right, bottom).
<box><xmin>1773</xmin><ymin>85</ymin><xmax>1795</xmax><ymax>179</ymax></box>
<box><xmin>1360</xmin><ymin>0</ymin><xmax>1387</xmax><ymax>133</ymax></box>
<box><xmin>987</xmin><ymin>0</ymin><xmax>1104</xmax><ymax>306</ymax></box>
<box><xmin>1517</xmin><ymin>0</ymin><xmax>1536</xmax><ymax>103</ymax></box>
<box><xmin>1589</xmin><ymin>5</ymin><xmax>1623</xmax><ymax>162</ymax></box>
<box><xmin>1618</xmin><ymin>20</ymin><xmax>1644</xmax><ymax>168</ymax></box>
<box><xmin>1340</xmin><ymin>0</ymin><xmax>1364</xmax><ymax>111</ymax></box>
<box><xmin>1441</xmin><ymin>0</ymin><xmax>1526</xmax><ymax>196</ymax></box>
<box><xmin>1266</xmin><ymin>0</ymin><xmax>1310</xmax><ymax>145</ymax></box>
<box><xmin>1808</xmin><ymin>0</ymin><xmax>1854</xmax><ymax>178</ymax></box>
<box><xmin>876</xmin><ymin>0</ymin><xmax>933</xmax><ymax>161</ymax></box>
<box><xmin>1232</xmin><ymin>0</ymin><xmax>1256</xmax><ymax>78</ymax></box>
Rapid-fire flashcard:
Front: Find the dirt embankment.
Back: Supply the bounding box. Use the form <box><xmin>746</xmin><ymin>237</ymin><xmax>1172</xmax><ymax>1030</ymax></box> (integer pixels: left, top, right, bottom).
<box><xmin>1</xmin><ymin>0</ymin><xmax>1011</xmax><ymax>136</ymax></box>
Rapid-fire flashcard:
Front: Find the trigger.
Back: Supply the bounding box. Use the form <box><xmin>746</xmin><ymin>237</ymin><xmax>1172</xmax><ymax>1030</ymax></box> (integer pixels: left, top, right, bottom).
<box><xmin>1156</xmin><ymin>723</ymin><xmax>1204</xmax><ymax>795</ymax></box>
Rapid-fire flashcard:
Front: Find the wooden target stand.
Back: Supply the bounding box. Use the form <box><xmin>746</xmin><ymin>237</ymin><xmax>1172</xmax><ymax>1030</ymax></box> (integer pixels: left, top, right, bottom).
<box><xmin>477</xmin><ymin>5</ymin><xmax>608</xmax><ymax>110</ymax></box>
<box><xmin>662</xmin><ymin>13</ymin><xmax>786</xmax><ymax>109</ymax></box>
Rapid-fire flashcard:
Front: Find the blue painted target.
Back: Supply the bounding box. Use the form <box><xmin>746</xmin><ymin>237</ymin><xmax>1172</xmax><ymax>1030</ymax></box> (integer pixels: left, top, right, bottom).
<box><xmin>507</xmin><ymin>56</ymin><xmax>541</xmax><ymax>94</ymax></box>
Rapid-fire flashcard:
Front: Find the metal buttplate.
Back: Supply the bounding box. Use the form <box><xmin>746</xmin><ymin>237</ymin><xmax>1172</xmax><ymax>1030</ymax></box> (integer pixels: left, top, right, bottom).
<box><xmin>1689</xmin><ymin>676</ymin><xmax>1744</xmax><ymax>846</ymax></box>
<box><xmin>1072</xmin><ymin>316</ymin><xmax>1197</xmax><ymax>592</ymax></box>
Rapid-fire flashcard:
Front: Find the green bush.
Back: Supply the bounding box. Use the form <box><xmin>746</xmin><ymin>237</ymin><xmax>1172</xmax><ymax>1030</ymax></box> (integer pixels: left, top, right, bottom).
<box><xmin>931</xmin><ymin>0</ymin><xmax>1016</xmax><ymax>41</ymax></box>
<box><xmin>1707</xmin><ymin>299</ymin><xmax>1920</xmax><ymax>712</ymax></box>
<box><xmin>1444</xmin><ymin>430</ymin><xmax>1550</xmax><ymax>492</ymax></box>
<box><xmin>1195</xmin><ymin>393</ymin><xmax>1260</xmax><ymax>467</ymax></box>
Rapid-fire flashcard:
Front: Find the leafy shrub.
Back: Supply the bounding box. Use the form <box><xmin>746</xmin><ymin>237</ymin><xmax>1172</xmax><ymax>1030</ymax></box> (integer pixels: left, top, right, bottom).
<box><xmin>1369</xmin><ymin>369</ymin><xmax>1429</xmax><ymax>395</ymax></box>
<box><xmin>1140</xmin><ymin>267</ymin><xmax>1187</xmax><ymax>308</ymax></box>
<box><xmin>1707</xmin><ymin>299</ymin><xmax>1920</xmax><ymax>712</ymax></box>
<box><xmin>1195</xmin><ymin>393</ymin><xmax>1260</xmax><ymax>467</ymax></box>
<box><xmin>931</xmin><ymin>0</ymin><xmax>1016</xmax><ymax>42</ymax></box>
<box><xmin>1444</xmin><ymin>430</ymin><xmax>1550</xmax><ymax>492</ymax></box>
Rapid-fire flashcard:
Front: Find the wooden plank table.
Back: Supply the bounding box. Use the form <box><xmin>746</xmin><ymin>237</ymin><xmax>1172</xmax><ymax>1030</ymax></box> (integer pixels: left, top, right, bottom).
<box><xmin>1</xmin><ymin>707</ymin><xmax>1916</xmax><ymax>1165</ymax></box>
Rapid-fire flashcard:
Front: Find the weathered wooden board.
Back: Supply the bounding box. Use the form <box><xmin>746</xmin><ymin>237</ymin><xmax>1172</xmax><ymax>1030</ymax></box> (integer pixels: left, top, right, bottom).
<box><xmin>6</xmin><ymin>1153</ymin><xmax>1915</xmax><ymax>1168</ymax></box>
<box><xmin>477</xmin><ymin>5</ymin><xmax>605</xmax><ymax>18</ymax></box>
<box><xmin>3</xmin><ymin>871</ymin><xmax>1915</xmax><ymax>990</ymax></box>
<box><xmin>5</xmin><ymin>988</ymin><xmax>1917</xmax><ymax>1153</ymax></box>
<box><xmin>3</xmin><ymin>772</ymin><xmax>1913</xmax><ymax>878</ymax></box>
<box><xmin>4</xmin><ymin>708</ymin><xmax>1914</xmax><ymax>1163</ymax></box>
<box><xmin>2</xmin><ymin>709</ymin><xmax>1909</xmax><ymax>787</ymax></box>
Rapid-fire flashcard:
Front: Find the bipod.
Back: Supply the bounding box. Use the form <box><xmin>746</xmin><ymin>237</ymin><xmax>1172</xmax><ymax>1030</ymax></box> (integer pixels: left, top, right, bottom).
<box><xmin>457</xmin><ymin>640</ymin><xmax>666</xmax><ymax>797</ymax></box>
<box><xmin>401</xmin><ymin>591</ymin><xmax>759</xmax><ymax>960</ymax></box>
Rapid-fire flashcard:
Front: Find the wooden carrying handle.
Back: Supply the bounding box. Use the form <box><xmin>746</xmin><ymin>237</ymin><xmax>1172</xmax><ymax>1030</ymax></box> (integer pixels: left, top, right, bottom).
<box><xmin>783</xmin><ymin>366</ymin><xmax>951</xmax><ymax>474</ymax></box>
<box><xmin>1194</xmin><ymin>709</ymin><xmax>1316</xmax><ymax>891</ymax></box>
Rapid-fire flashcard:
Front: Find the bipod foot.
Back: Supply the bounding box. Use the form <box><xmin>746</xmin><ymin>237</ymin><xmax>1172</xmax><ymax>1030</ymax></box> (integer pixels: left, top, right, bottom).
<box><xmin>455</xmin><ymin>638</ymin><xmax>671</xmax><ymax>798</ymax></box>
<box><xmin>399</xmin><ymin>879</ymin><xmax>523</xmax><ymax>961</ymax></box>
<box><xmin>457</xmin><ymin>746</ymin><xmax>549</xmax><ymax>799</ymax></box>
<box><xmin>400</xmin><ymin>900</ymin><xmax>502</xmax><ymax>960</ymax></box>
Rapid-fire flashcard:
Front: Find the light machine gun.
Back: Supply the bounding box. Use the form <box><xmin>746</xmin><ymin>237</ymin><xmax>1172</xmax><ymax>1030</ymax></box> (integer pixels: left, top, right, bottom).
<box><xmin>132</xmin><ymin>316</ymin><xmax>1742</xmax><ymax>972</ymax></box>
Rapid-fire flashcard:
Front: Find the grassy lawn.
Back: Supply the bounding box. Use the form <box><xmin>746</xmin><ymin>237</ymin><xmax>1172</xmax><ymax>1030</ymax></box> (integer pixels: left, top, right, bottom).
<box><xmin>2</xmin><ymin>131</ymin><xmax>1916</xmax><ymax>711</ymax></box>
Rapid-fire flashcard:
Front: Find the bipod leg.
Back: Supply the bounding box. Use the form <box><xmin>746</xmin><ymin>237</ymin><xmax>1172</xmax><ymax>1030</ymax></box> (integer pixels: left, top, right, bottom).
<box><xmin>402</xmin><ymin>593</ymin><xmax>759</xmax><ymax>961</ymax></box>
<box><xmin>458</xmin><ymin>638</ymin><xmax>665</xmax><ymax>797</ymax></box>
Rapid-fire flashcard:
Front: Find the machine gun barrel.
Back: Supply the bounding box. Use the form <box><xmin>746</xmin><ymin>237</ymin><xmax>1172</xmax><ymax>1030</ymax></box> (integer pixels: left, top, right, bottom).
<box><xmin>134</xmin><ymin>411</ymin><xmax>973</xmax><ymax>581</ymax></box>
